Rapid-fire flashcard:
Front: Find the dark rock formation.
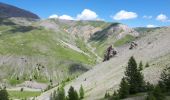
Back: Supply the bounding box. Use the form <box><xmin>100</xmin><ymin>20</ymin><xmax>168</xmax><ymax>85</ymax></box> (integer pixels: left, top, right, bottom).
<box><xmin>129</xmin><ymin>41</ymin><xmax>138</xmax><ymax>50</ymax></box>
<box><xmin>103</xmin><ymin>45</ymin><xmax>117</xmax><ymax>62</ymax></box>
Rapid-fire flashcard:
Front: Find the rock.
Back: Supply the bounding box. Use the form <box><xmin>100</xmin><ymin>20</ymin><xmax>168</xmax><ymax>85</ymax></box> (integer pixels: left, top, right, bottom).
<box><xmin>103</xmin><ymin>45</ymin><xmax>117</xmax><ymax>61</ymax></box>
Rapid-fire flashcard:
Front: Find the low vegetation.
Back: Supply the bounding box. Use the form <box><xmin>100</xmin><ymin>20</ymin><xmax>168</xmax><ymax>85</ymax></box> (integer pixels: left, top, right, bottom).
<box><xmin>114</xmin><ymin>34</ymin><xmax>135</xmax><ymax>47</ymax></box>
<box><xmin>8</xmin><ymin>91</ymin><xmax>41</xmax><ymax>99</ymax></box>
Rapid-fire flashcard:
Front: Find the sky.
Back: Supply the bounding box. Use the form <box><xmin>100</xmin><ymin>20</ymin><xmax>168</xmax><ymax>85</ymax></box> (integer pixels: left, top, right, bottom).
<box><xmin>0</xmin><ymin>0</ymin><xmax>170</xmax><ymax>27</ymax></box>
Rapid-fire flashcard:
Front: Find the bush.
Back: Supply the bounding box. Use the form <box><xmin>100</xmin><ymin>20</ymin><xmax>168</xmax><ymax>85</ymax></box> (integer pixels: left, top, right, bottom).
<box><xmin>145</xmin><ymin>62</ymin><xmax>150</xmax><ymax>68</ymax></box>
<box><xmin>146</xmin><ymin>92</ymin><xmax>156</xmax><ymax>100</ymax></box>
<box><xmin>110</xmin><ymin>91</ymin><xmax>120</xmax><ymax>100</ymax></box>
<box><xmin>20</xmin><ymin>88</ymin><xmax>24</xmax><ymax>92</ymax></box>
<box><xmin>146</xmin><ymin>85</ymin><xmax>165</xmax><ymax>100</ymax></box>
<box><xmin>0</xmin><ymin>89</ymin><xmax>9</xmax><ymax>100</ymax></box>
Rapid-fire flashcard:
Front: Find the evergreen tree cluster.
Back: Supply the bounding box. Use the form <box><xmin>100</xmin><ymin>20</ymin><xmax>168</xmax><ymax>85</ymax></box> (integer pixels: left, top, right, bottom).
<box><xmin>146</xmin><ymin>66</ymin><xmax>170</xmax><ymax>100</ymax></box>
<box><xmin>104</xmin><ymin>56</ymin><xmax>170</xmax><ymax>100</ymax></box>
<box><xmin>105</xmin><ymin>56</ymin><xmax>146</xmax><ymax>100</ymax></box>
<box><xmin>50</xmin><ymin>85</ymin><xmax>85</xmax><ymax>100</ymax></box>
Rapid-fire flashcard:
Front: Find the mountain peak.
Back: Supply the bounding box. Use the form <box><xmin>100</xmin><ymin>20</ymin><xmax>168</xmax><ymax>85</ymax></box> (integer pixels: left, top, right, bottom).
<box><xmin>0</xmin><ymin>2</ymin><xmax>40</xmax><ymax>19</ymax></box>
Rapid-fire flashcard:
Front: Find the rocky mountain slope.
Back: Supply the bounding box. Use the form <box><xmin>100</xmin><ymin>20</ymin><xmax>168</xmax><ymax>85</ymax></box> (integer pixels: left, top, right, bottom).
<box><xmin>0</xmin><ymin>16</ymin><xmax>138</xmax><ymax>88</ymax></box>
<box><xmin>0</xmin><ymin>2</ymin><xmax>39</xmax><ymax>19</ymax></box>
<box><xmin>37</xmin><ymin>26</ymin><xmax>170</xmax><ymax>100</ymax></box>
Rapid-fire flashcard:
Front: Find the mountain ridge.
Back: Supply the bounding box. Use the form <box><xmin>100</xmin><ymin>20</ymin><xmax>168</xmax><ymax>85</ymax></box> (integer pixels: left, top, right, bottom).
<box><xmin>0</xmin><ymin>2</ymin><xmax>40</xmax><ymax>19</ymax></box>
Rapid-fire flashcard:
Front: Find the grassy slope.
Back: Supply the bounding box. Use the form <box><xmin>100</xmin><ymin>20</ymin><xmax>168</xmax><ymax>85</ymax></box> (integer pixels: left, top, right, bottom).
<box><xmin>114</xmin><ymin>34</ymin><xmax>135</xmax><ymax>47</ymax></box>
<box><xmin>0</xmin><ymin>19</ymin><xmax>95</xmax><ymax>85</ymax></box>
<box><xmin>89</xmin><ymin>23</ymin><xmax>135</xmax><ymax>57</ymax></box>
<box><xmin>8</xmin><ymin>91</ymin><xmax>41</xmax><ymax>99</ymax></box>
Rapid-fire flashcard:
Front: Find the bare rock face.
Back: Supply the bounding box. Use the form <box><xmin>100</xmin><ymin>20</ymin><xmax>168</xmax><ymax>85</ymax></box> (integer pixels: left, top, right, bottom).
<box><xmin>113</xmin><ymin>24</ymin><xmax>139</xmax><ymax>39</ymax></box>
<box><xmin>0</xmin><ymin>2</ymin><xmax>40</xmax><ymax>19</ymax></box>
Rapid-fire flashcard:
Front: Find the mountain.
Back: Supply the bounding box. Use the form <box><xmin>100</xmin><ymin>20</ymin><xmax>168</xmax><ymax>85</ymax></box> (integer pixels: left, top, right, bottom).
<box><xmin>0</xmin><ymin>2</ymin><xmax>39</xmax><ymax>19</ymax></box>
<box><xmin>0</xmin><ymin>2</ymin><xmax>170</xmax><ymax>100</ymax></box>
<box><xmin>37</xmin><ymin>26</ymin><xmax>170</xmax><ymax>100</ymax></box>
<box><xmin>0</xmin><ymin>17</ymin><xmax>138</xmax><ymax>88</ymax></box>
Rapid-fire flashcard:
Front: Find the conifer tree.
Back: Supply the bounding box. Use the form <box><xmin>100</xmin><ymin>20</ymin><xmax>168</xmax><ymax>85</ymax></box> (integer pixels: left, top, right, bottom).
<box><xmin>0</xmin><ymin>89</ymin><xmax>9</xmax><ymax>100</ymax></box>
<box><xmin>111</xmin><ymin>91</ymin><xmax>120</xmax><ymax>100</ymax></box>
<box><xmin>138</xmin><ymin>61</ymin><xmax>143</xmax><ymax>71</ymax></box>
<box><xmin>50</xmin><ymin>87</ymin><xmax>65</xmax><ymax>100</ymax></box>
<box><xmin>104</xmin><ymin>92</ymin><xmax>110</xmax><ymax>99</ymax></box>
<box><xmin>56</xmin><ymin>87</ymin><xmax>65</xmax><ymax>100</ymax></box>
<box><xmin>68</xmin><ymin>86</ymin><xmax>79</xmax><ymax>100</ymax></box>
<box><xmin>79</xmin><ymin>85</ymin><xmax>84</xmax><ymax>99</ymax></box>
<box><xmin>118</xmin><ymin>77</ymin><xmax>129</xmax><ymax>99</ymax></box>
<box><xmin>125</xmin><ymin>56</ymin><xmax>145</xmax><ymax>94</ymax></box>
<box><xmin>159</xmin><ymin>66</ymin><xmax>170</xmax><ymax>92</ymax></box>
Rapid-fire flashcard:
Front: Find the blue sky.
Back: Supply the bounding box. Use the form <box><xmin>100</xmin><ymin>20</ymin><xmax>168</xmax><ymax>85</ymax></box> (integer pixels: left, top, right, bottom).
<box><xmin>0</xmin><ymin>0</ymin><xmax>170</xmax><ymax>27</ymax></box>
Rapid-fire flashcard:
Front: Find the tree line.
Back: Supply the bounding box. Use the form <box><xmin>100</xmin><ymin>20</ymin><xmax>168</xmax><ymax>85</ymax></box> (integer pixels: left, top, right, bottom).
<box><xmin>104</xmin><ymin>56</ymin><xmax>170</xmax><ymax>100</ymax></box>
<box><xmin>50</xmin><ymin>84</ymin><xmax>84</xmax><ymax>100</ymax></box>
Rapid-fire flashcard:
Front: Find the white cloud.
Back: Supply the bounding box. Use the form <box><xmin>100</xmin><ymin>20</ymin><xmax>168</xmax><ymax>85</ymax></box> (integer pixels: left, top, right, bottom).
<box><xmin>59</xmin><ymin>15</ymin><xmax>74</xmax><ymax>20</ymax></box>
<box><xmin>77</xmin><ymin>9</ymin><xmax>98</xmax><ymax>20</ymax></box>
<box><xmin>49</xmin><ymin>14</ymin><xmax>74</xmax><ymax>20</ymax></box>
<box><xmin>147</xmin><ymin>24</ymin><xmax>157</xmax><ymax>28</ymax></box>
<box><xmin>112</xmin><ymin>10</ymin><xmax>138</xmax><ymax>20</ymax></box>
<box><xmin>49</xmin><ymin>14</ymin><xmax>58</xmax><ymax>19</ymax></box>
<box><xmin>156</xmin><ymin>14</ymin><xmax>169</xmax><ymax>22</ymax></box>
<box><xmin>143</xmin><ymin>15</ymin><xmax>152</xmax><ymax>19</ymax></box>
<box><xmin>48</xmin><ymin>9</ymin><xmax>102</xmax><ymax>21</ymax></box>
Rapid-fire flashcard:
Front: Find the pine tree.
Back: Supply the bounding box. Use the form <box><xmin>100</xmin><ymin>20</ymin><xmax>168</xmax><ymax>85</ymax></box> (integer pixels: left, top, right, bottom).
<box><xmin>110</xmin><ymin>91</ymin><xmax>120</xmax><ymax>100</ymax></box>
<box><xmin>50</xmin><ymin>90</ymin><xmax>57</xmax><ymax>100</ymax></box>
<box><xmin>56</xmin><ymin>87</ymin><xmax>65</xmax><ymax>100</ymax></box>
<box><xmin>50</xmin><ymin>87</ymin><xmax>65</xmax><ymax>100</ymax></box>
<box><xmin>0</xmin><ymin>89</ymin><xmax>9</xmax><ymax>100</ymax></box>
<box><xmin>138</xmin><ymin>61</ymin><xmax>143</xmax><ymax>71</ymax></box>
<box><xmin>79</xmin><ymin>85</ymin><xmax>84</xmax><ymax>99</ymax></box>
<box><xmin>104</xmin><ymin>92</ymin><xmax>110</xmax><ymax>99</ymax></box>
<box><xmin>145</xmin><ymin>82</ymin><xmax>154</xmax><ymax>92</ymax></box>
<box><xmin>68</xmin><ymin>86</ymin><xmax>79</xmax><ymax>100</ymax></box>
<box><xmin>118</xmin><ymin>77</ymin><xmax>129</xmax><ymax>99</ymax></box>
<box><xmin>125</xmin><ymin>56</ymin><xmax>145</xmax><ymax>94</ymax></box>
<box><xmin>159</xmin><ymin>66</ymin><xmax>170</xmax><ymax>92</ymax></box>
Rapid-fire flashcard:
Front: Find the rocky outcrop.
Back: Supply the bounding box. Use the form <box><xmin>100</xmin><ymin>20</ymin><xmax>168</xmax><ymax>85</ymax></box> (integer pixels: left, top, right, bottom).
<box><xmin>0</xmin><ymin>2</ymin><xmax>40</xmax><ymax>19</ymax></box>
<box><xmin>103</xmin><ymin>45</ymin><xmax>117</xmax><ymax>61</ymax></box>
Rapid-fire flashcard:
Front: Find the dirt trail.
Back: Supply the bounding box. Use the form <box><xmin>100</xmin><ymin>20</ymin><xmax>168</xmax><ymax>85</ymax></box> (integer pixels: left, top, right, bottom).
<box><xmin>37</xmin><ymin>27</ymin><xmax>170</xmax><ymax>100</ymax></box>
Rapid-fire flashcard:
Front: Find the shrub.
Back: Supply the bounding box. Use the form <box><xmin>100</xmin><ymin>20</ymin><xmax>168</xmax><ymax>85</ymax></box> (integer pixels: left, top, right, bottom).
<box><xmin>145</xmin><ymin>62</ymin><xmax>150</xmax><ymax>68</ymax></box>
<box><xmin>0</xmin><ymin>89</ymin><xmax>9</xmax><ymax>100</ymax></box>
